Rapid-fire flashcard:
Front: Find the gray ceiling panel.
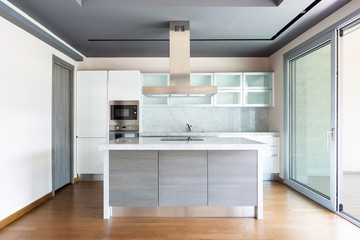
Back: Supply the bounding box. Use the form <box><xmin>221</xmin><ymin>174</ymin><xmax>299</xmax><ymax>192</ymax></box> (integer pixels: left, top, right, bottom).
<box><xmin>7</xmin><ymin>0</ymin><xmax>351</xmax><ymax>58</ymax></box>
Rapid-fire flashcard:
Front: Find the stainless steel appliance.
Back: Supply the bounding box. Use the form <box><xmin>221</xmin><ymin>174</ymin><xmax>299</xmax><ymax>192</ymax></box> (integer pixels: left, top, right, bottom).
<box><xmin>109</xmin><ymin>100</ymin><xmax>139</xmax><ymax>141</ymax></box>
<box><xmin>109</xmin><ymin>100</ymin><xmax>139</xmax><ymax>125</ymax></box>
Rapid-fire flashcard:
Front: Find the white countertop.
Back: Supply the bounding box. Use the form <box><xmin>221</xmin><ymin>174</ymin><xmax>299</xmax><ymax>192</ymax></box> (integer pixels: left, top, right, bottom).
<box><xmin>99</xmin><ymin>136</ymin><xmax>266</xmax><ymax>151</ymax></box>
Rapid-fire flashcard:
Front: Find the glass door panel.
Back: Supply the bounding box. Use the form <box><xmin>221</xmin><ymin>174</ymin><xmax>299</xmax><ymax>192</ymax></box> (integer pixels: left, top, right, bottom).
<box><xmin>286</xmin><ymin>31</ymin><xmax>336</xmax><ymax>211</ymax></box>
<box><xmin>289</xmin><ymin>42</ymin><xmax>332</xmax><ymax>198</ymax></box>
<box><xmin>339</xmin><ymin>21</ymin><xmax>360</xmax><ymax>223</ymax></box>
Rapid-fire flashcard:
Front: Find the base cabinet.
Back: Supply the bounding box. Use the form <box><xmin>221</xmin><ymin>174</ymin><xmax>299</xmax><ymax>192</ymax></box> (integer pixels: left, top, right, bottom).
<box><xmin>244</xmin><ymin>135</ymin><xmax>279</xmax><ymax>174</ymax></box>
<box><xmin>208</xmin><ymin>150</ymin><xmax>258</xmax><ymax>206</ymax></box>
<box><xmin>109</xmin><ymin>151</ymin><xmax>158</xmax><ymax>207</ymax></box>
<box><xmin>159</xmin><ymin>151</ymin><xmax>207</xmax><ymax>206</ymax></box>
<box><xmin>108</xmin><ymin>150</ymin><xmax>259</xmax><ymax>208</ymax></box>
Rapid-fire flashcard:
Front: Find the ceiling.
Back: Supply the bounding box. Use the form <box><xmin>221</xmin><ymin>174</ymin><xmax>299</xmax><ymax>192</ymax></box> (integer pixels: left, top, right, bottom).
<box><xmin>7</xmin><ymin>0</ymin><xmax>350</xmax><ymax>57</ymax></box>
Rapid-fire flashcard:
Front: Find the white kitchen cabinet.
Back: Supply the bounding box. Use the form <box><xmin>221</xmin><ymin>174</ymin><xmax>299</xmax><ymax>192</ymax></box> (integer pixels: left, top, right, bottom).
<box><xmin>76</xmin><ymin>71</ymin><xmax>107</xmax><ymax>137</ymax></box>
<box><xmin>243</xmin><ymin>73</ymin><xmax>273</xmax><ymax>107</ymax></box>
<box><xmin>170</xmin><ymin>73</ymin><xmax>213</xmax><ymax>106</ymax></box>
<box><xmin>244</xmin><ymin>135</ymin><xmax>279</xmax><ymax>174</ymax></box>
<box><xmin>140</xmin><ymin>72</ymin><xmax>273</xmax><ymax>107</ymax></box>
<box><xmin>244</xmin><ymin>72</ymin><xmax>272</xmax><ymax>89</ymax></box>
<box><xmin>214</xmin><ymin>90</ymin><xmax>242</xmax><ymax>106</ymax></box>
<box><xmin>244</xmin><ymin>90</ymin><xmax>272</xmax><ymax>107</ymax></box>
<box><xmin>141</xmin><ymin>73</ymin><xmax>169</xmax><ymax>106</ymax></box>
<box><xmin>108</xmin><ymin>71</ymin><xmax>141</xmax><ymax>101</ymax></box>
<box><xmin>77</xmin><ymin>137</ymin><xmax>107</xmax><ymax>174</ymax></box>
<box><xmin>214</xmin><ymin>73</ymin><xmax>243</xmax><ymax>107</ymax></box>
<box><xmin>214</xmin><ymin>73</ymin><xmax>242</xmax><ymax>89</ymax></box>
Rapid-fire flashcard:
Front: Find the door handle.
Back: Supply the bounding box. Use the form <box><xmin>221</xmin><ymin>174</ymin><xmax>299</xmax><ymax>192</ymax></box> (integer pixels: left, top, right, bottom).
<box><xmin>326</xmin><ymin>128</ymin><xmax>335</xmax><ymax>150</ymax></box>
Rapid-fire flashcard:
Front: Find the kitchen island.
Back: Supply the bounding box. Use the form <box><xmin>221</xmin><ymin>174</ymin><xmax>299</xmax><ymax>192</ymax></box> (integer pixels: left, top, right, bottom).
<box><xmin>99</xmin><ymin>137</ymin><xmax>265</xmax><ymax>219</ymax></box>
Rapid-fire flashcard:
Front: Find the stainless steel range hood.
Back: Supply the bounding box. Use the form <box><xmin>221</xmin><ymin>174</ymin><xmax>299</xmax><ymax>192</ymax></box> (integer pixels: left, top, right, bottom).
<box><xmin>142</xmin><ymin>21</ymin><xmax>217</xmax><ymax>98</ymax></box>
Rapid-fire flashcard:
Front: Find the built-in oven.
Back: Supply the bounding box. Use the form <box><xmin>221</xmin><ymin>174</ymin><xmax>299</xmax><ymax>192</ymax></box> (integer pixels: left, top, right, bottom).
<box><xmin>109</xmin><ymin>100</ymin><xmax>139</xmax><ymax>141</ymax></box>
<box><xmin>109</xmin><ymin>125</ymin><xmax>139</xmax><ymax>141</ymax></box>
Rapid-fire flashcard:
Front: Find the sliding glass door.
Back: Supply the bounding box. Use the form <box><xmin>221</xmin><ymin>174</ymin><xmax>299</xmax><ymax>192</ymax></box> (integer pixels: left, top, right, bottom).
<box><xmin>338</xmin><ymin>19</ymin><xmax>360</xmax><ymax>225</ymax></box>
<box><xmin>285</xmin><ymin>31</ymin><xmax>337</xmax><ymax>211</ymax></box>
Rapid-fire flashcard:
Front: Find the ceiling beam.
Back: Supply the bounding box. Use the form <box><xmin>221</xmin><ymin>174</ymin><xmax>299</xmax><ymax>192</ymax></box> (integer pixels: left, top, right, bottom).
<box><xmin>75</xmin><ymin>0</ymin><xmax>82</xmax><ymax>7</ymax></box>
<box><xmin>0</xmin><ymin>1</ymin><xmax>83</xmax><ymax>61</ymax></box>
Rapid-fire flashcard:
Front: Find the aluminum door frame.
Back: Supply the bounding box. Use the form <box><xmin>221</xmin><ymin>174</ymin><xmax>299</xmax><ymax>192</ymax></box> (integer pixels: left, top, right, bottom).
<box><xmin>283</xmin><ymin>30</ymin><xmax>338</xmax><ymax>212</ymax></box>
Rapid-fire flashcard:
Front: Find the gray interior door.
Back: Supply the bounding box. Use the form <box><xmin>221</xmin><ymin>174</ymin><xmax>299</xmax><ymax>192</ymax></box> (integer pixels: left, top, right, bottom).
<box><xmin>52</xmin><ymin>59</ymin><xmax>72</xmax><ymax>192</ymax></box>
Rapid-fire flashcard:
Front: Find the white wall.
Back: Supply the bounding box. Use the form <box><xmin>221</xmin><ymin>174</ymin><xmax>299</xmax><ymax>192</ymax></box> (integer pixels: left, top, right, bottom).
<box><xmin>340</xmin><ymin>27</ymin><xmax>360</xmax><ymax>172</ymax></box>
<box><xmin>269</xmin><ymin>1</ymin><xmax>360</xmax><ymax>178</ymax></box>
<box><xmin>78</xmin><ymin>57</ymin><xmax>269</xmax><ymax>72</ymax></box>
<box><xmin>0</xmin><ymin>8</ymin><xmax>80</xmax><ymax>221</ymax></box>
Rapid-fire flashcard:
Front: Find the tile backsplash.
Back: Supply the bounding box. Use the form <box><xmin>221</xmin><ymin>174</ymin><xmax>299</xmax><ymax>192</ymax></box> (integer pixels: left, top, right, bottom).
<box><xmin>140</xmin><ymin>107</ymin><xmax>268</xmax><ymax>132</ymax></box>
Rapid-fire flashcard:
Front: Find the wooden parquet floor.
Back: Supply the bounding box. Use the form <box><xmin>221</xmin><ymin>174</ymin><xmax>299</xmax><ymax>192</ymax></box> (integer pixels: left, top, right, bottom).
<box><xmin>0</xmin><ymin>181</ymin><xmax>359</xmax><ymax>240</ymax></box>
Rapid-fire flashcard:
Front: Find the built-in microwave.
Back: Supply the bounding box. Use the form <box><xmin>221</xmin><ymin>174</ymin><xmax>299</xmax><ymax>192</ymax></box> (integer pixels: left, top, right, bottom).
<box><xmin>109</xmin><ymin>100</ymin><xmax>139</xmax><ymax>126</ymax></box>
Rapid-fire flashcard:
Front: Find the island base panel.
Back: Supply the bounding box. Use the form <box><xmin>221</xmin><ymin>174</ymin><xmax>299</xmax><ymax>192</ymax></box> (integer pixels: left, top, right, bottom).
<box><xmin>111</xmin><ymin>206</ymin><xmax>256</xmax><ymax>217</ymax></box>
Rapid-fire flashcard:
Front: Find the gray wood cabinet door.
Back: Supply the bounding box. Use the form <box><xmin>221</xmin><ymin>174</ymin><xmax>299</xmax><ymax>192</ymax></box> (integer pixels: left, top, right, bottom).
<box><xmin>159</xmin><ymin>151</ymin><xmax>207</xmax><ymax>206</ymax></box>
<box><xmin>109</xmin><ymin>150</ymin><xmax>158</xmax><ymax>207</ymax></box>
<box><xmin>208</xmin><ymin>150</ymin><xmax>258</xmax><ymax>206</ymax></box>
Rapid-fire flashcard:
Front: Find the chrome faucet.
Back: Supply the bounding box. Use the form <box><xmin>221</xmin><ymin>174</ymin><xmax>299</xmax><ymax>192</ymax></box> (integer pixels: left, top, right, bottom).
<box><xmin>186</xmin><ymin>123</ymin><xmax>193</xmax><ymax>132</ymax></box>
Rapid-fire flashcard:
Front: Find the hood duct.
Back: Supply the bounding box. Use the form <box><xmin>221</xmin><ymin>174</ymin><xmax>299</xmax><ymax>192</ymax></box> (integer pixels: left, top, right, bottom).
<box><xmin>142</xmin><ymin>21</ymin><xmax>217</xmax><ymax>98</ymax></box>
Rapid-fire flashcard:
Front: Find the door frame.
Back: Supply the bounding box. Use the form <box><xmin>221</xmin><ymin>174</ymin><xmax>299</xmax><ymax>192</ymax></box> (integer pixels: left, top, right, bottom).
<box><xmin>52</xmin><ymin>55</ymin><xmax>75</xmax><ymax>195</ymax></box>
<box><xmin>335</xmin><ymin>15</ymin><xmax>360</xmax><ymax>227</ymax></box>
<box><xmin>283</xmin><ymin>30</ymin><xmax>338</xmax><ymax>212</ymax></box>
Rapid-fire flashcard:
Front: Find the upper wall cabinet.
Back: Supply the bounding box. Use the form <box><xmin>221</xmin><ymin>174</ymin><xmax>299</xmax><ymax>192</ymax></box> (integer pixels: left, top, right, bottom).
<box><xmin>214</xmin><ymin>73</ymin><xmax>242</xmax><ymax>106</ymax></box>
<box><xmin>171</xmin><ymin>73</ymin><xmax>213</xmax><ymax>107</ymax></box>
<box><xmin>243</xmin><ymin>73</ymin><xmax>273</xmax><ymax>107</ymax></box>
<box><xmin>77</xmin><ymin>71</ymin><xmax>108</xmax><ymax>137</ymax></box>
<box><xmin>140</xmin><ymin>72</ymin><xmax>274</xmax><ymax>107</ymax></box>
<box><xmin>243</xmin><ymin>72</ymin><xmax>272</xmax><ymax>89</ymax></box>
<box><xmin>141</xmin><ymin>73</ymin><xmax>169</xmax><ymax>106</ymax></box>
<box><xmin>108</xmin><ymin>71</ymin><xmax>141</xmax><ymax>101</ymax></box>
<box><xmin>214</xmin><ymin>73</ymin><xmax>242</xmax><ymax>89</ymax></box>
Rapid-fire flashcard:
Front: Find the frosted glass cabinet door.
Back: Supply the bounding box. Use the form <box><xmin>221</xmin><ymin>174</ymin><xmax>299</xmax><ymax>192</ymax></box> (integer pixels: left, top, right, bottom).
<box><xmin>244</xmin><ymin>73</ymin><xmax>272</xmax><ymax>89</ymax></box>
<box><xmin>214</xmin><ymin>73</ymin><xmax>242</xmax><ymax>88</ymax></box>
<box><xmin>244</xmin><ymin>90</ymin><xmax>272</xmax><ymax>107</ymax></box>
<box><xmin>215</xmin><ymin>91</ymin><xmax>242</xmax><ymax>106</ymax></box>
<box><xmin>190</xmin><ymin>73</ymin><xmax>213</xmax><ymax>86</ymax></box>
<box><xmin>77</xmin><ymin>137</ymin><xmax>106</xmax><ymax>174</ymax></box>
<box><xmin>141</xmin><ymin>73</ymin><xmax>169</xmax><ymax>106</ymax></box>
<box><xmin>169</xmin><ymin>73</ymin><xmax>213</xmax><ymax>106</ymax></box>
<box><xmin>77</xmin><ymin>71</ymin><xmax>107</xmax><ymax>137</ymax></box>
<box><xmin>108</xmin><ymin>71</ymin><xmax>141</xmax><ymax>101</ymax></box>
<box><xmin>142</xmin><ymin>73</ymin><xmax>169</xmax><ymax>87</ymax></box>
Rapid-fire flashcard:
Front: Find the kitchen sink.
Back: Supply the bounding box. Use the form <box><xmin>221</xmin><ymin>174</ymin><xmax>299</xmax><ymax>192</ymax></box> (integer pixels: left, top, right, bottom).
<box><xmin>160</xmin><ymin>137</ymin><xmax>204</xmax><ymax>142</ymax></box>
